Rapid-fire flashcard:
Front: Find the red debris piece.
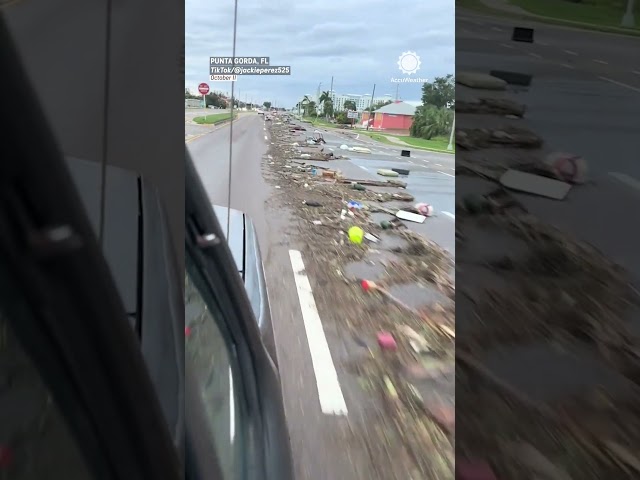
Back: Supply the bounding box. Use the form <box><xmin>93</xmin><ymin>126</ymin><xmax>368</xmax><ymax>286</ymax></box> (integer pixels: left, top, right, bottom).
<box><xmin>456</xmin><ymin>460</ymin><xmax>497</xmax><ymax>480</ymax></box>
<box><xmin>377</xmin><ymin>332</ymin><xmax>397</xmax><ymax>351</ymax></box>
<box><xmin>361</xmin><ymin>279</ymin><xmax>373</xmax><ymax>291</ymax></box>
<box><xmin>185</xmin><ymin>326</ymin><xmax>192</xmax><ymax>337</ymax></box>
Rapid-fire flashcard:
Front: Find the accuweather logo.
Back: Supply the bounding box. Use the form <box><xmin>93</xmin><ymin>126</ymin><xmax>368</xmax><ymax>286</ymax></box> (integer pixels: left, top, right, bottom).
<box><xmin>398</xmin><ymin>51</ymin><xmax>421</xmax><ymax>74</ymax></box>
<box><xmin>392</xmin><ymin>51</ymin><xmax>429</xmax><ymax>83</ymax></box>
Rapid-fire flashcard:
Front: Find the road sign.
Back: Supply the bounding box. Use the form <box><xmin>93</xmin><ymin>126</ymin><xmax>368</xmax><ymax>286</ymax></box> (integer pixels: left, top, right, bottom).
<box><xmin>198</xmin><ymin>83</ymin><xmax>210</xmax><ymax>95</ymax></box>
<box><xmin>347</xmin><ymin>110</ymin><xmax>358</xmax><ymax>119</ymax></box>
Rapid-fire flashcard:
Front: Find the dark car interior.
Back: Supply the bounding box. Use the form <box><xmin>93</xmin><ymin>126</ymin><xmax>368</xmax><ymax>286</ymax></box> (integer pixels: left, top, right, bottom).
<box><xmin>0</xmin><ymin>15</ymin><xmax>182</xmax><ymax>480</ymax></box>
<box><xmin>1</xmin><ymin>8</ymin><xmax>294</xmax><ymax>480</ymax></box>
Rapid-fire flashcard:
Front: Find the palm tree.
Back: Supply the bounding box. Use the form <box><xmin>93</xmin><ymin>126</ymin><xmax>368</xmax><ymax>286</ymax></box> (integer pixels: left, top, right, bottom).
<box><xmin>306</xmin><ymin>101</ymin><xmax>317</xmax><ymax>117</ymax></box>
<box><xmin>410</xmin><ymin>105</ymin><xmax>453</xmax><ymax>140</ymax></box>
<box><xmin>343</xmin><ymin>100</ymin><xmax>357</xmax><ymax>112</ymax></box>
<box><xmin>300</xmin><ymin>95</ymin><xmax>311</xmax><ymax>117</ymax></box>
<box><xmin>318</xmin><ymin>91</ymin><xmax>332</xmax><ymax>120</ymax></box>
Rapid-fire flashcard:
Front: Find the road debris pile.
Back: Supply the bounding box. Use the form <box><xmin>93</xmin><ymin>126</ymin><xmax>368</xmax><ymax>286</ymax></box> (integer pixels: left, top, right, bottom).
<box><xmin>265</xmin><ymin>119</ymin><xmax>456</xmax><ymax>479</ymax></box>
<box><xmin>456</xmin><ymin>76</ymin><xmax>640</xmax><ymax>479</ymax></box>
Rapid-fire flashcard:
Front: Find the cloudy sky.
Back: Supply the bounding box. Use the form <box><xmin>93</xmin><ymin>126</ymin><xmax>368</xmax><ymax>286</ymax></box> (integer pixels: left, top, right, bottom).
<box><xmin>185</xmin><ymin>0</ymin><xmax>454</xmax><ymax>108</ymax></box>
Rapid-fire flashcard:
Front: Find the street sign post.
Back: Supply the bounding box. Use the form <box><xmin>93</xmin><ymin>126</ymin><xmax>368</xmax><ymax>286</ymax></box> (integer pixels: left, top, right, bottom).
<box><xmin>198</xmin><ymin>83</ymin><xmax>210</xmax><ymax>109</ymax></box>
<box><xmin>347</xmin><ymin>110</ymin><xmax>358</xmax><ymax>128</ymax></box>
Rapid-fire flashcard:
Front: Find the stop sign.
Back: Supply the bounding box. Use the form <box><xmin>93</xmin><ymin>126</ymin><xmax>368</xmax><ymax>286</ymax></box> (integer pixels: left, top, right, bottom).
<box><xmin>198</xmin><ymin>83</ymin><xmax>210</xmax><ymax>95</ymax></box>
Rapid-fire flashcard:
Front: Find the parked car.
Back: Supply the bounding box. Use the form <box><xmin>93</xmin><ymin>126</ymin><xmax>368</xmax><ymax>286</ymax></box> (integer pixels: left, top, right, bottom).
<box><xmin>185</xmin><ymin>152</ymin><xmax>293</xmax><ymax>479</ymax></box>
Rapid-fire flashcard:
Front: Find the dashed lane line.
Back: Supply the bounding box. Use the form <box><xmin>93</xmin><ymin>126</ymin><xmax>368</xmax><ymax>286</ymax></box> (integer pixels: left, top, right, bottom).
<box><xmin>289</xmin><ymin>250</ymin><xmax>348</xmax><ymax>416</ymax></box>
<box><xmin>442</xmin><ymin>211</ymin><xmax>455</xmax><ymax>220</ymax></box>
<box><xmin>598</xmin><ymin>76</ymin><xmax>640</xmax><ymax>94</ymax></box>
<box><xmin>593</xmin><ymin>59</ymin><xmax>608</xmax><ymax>65</ymax></box>
<box><xmin>609</xmin><ymin>172</ymin><xmax>640</xmax><ymax>192</ymax></box>
<box><xmin>564</xmin><ymin>50</ymin><xmax>578</xmax><ymax>56</ymax></box>
<box><xmin>438</xmin><ymin>171</ymin><xmax>455</xmax><ymax>178</ymax></box>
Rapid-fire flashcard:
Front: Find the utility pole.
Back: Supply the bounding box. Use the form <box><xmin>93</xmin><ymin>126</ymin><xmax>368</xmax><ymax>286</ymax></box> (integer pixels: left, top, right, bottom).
<box><xmin>327</xmin><ymin>76</ymin><xmax>334</xmax><ymax>121</ymax></box>
<box><xmin>395</xmin><ymin>83</ymin><xmax>399</xmax><ymax>101</ymax></box>
<box><xmin>447</xmin><ymin>112</ymin><xmax>455</xmax><ymax>151</ymax></box>
<box><xmin>622</xmin><ymin>0</ymin><xmax>636</xmax><ymax>27</ymax></box>
<box><xmin>366</xmin><ymin>84</ymin><xmax>376</xmax><ymax>131</ymax></box>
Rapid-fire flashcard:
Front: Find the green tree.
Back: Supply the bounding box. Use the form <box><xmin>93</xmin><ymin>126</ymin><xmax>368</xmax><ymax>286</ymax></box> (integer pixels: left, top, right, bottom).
<box><xmin>410</xmin><ymin>105</ymin><xmax>453</xmax><ymax>140</ymax></box>
<box><xmin>323</xmin><ymin>100</ymin><xmax>334</xmax><ymax>118</ymax></box>
<box><xmin>305</xmin><ymin>101</ymin><xmax>317</xmax><ymax>117</ymax></box>
<box><xmin>205</xmin><ymin>92</ymin><xmax>227</xmax><ymax>108</ymax></box>
<box><xmin>335</xmin><ymin>112</ymin><xmax>348</xmax><ymax>124</ymax></box>
<box><xmin>185</xmin><ymin>88</ymin><xmax>200</xmax><ymax>99</ymax></box>
<box><xmin>343</xmin><ymin>100</ymin><xmax>356</xmax><ymax>111</ymax></box>
<box><xmin>422</xmin><ymin>75</ymin><xmax>455</xmax><ymax>109</ymax></box>
<box><xmin>319</xmin><ymin>91</ymin><xmax>333</xmax><ymax>120</ymax></box>
<box><xmin>263</xmin><ymin>101</ymin><xmax>272</xmax><ymax>109</ymax></box>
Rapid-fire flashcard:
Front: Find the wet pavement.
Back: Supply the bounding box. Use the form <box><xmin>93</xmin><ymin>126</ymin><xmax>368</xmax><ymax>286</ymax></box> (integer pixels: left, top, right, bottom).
<box><xmin>289</xmin><ymin>125</ymin><xmax>456</xmax><ymax>256</ymax></box>
<box><xmin>456</xmin><ymin>14</ymin><xmax>640</xmax><ymax>477</ymax></box>
<box><xmin>189</xmin><ymin>114</ymin><xmax>456</xmax><ymax>479</ymax></box>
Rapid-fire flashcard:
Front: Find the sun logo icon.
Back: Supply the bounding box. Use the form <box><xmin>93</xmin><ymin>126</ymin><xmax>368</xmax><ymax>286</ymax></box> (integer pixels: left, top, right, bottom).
<box><xmin>397</xmin><ymin>51</ymin><xmax>421</xmax><ymax>75</ymax></box>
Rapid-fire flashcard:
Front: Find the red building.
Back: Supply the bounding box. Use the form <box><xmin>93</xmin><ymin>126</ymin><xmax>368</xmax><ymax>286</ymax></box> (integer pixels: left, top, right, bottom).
<box><xmin>361</xmin><ymin>101</ymin><xmax>416</xmax><ymax>133</ymax></box>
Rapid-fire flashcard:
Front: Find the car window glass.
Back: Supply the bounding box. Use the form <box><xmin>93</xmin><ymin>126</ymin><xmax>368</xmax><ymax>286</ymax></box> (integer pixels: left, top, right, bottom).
<box><xmin>0</xmin><ymin>311</ymin><xmax>92</xmax><ymax>479</ymax></box>
<box><xmin>185</xmin><ymin>268</ymin><xmax>241</xmax><ymax>479</ymax></box>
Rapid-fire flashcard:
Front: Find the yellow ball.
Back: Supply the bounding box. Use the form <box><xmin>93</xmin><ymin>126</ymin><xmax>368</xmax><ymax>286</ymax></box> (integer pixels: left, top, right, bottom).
<box><xmin>348</xmin><ymin>226</ymin><xmax>364</xmax><ymax>244</ymax></box>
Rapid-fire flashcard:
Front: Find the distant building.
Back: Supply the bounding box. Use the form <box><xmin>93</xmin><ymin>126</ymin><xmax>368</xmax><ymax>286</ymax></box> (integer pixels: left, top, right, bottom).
<box><xmin>360</xmin><ymin>101</ymin><xmax>417</xmax><ymax>132</ymax></box>
<box><xmin>185</xmin><ymin>98</ymin><xmax>202</xmax><ymax>108</ymax></box>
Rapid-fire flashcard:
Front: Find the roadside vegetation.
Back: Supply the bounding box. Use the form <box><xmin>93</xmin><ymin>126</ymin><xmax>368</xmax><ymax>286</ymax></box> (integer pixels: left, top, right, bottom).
<box><xmin>510</xmin><ymin>0</ymin><xmax>639</xmax><ymax>30</ymax></box>
<box><xmin>192</xmin><ymin>113</ymin><xmax>235</xmax><ymax>124</ymax></box>
<box><xmin>457</xmin><ymin>0</ymin><xmax>640</xmax><ymax>36</ymax></box>
<box><xmin>294</xmin><ymin>77</ymin><xmax>454</xmax><ymax>153</ymax></box>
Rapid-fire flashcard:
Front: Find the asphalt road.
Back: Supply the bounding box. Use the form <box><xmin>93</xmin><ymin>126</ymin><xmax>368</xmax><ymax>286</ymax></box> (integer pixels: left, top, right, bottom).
<box><xmin>456</xmin><ymin>10</ymin><xmax>640</xmax><ymax>398</ymax></box>
<box><xmin>457</xmin><ymin>12</ymin><xmax>640</xmax><ymax>280</ymax></box>
<box><xmin>187</xmin><ymin>114</ymin><xmax>455</xmax><ymax>478</ymax></box>
<box><xmin>188</xmin><ymin>114</ymin><xmax>373</xmax><ymax>480</ymax></box>
<box><xmin>307</xmin><ymin>126</ymin><xmax>456</xmax><ymax>254</ymax></box>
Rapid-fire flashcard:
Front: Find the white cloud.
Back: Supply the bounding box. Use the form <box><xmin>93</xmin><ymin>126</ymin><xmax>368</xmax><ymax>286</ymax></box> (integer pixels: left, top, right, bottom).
<box><xmin>185</xmin><ymin>0</ymin><xmax>454</xmax><ymax>107</ymax></box>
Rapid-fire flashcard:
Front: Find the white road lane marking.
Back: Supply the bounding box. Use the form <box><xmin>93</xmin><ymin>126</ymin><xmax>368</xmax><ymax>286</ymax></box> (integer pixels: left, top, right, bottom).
<box><xmin>609</xmin><ymin>172</ymin><xmax>640</xmax><ymax>192</ymax></box>
<box><xmin>442</xmin><ymin>211</ymin><xmax>455</xmax><ymax>220</ymax></box>
<box><xmin>229</xmin><ymin>368</ymin><xmax>235</xmax><ymax>441</ymax></box>
<box><xmin>593</xmin><ymin>59</ymin><xmax>608</xmax><ymax>64</ymax></box>
<box><xmin>564</xmin><ymin>50</ymin><xmax>578</xmax><ymax>55</ymax></box>
<box><xmin>359</xmin><ymin>165</ymin><xmax>369</xmax><ymax>172</ymax></box>
<box><xmin>598</xmin><ymin>76</ymin><xmax>640</xmax><ymax>93</ymax></box>
<box><xmin>529</xmin><ymin>52</ymin><xmax>542</xmax><ymax>58</ymax></box>
<box><xmin>491</xmin><ymin>26</ymin><xmax>503</xmax><ymax>31</ymax></box>
<box><xmin>438</xmin><ymin>171</ymin><xmax>455</xmax><ymax>178</ymax></box>
<box><xmin>435</xmin><ymin>163</ymin><xmax>442</xmax><ymax>167</ymax></box>
<box><xmin>289</xmin><ymin>250</ymin><xmax>348</xmax><ymax>416</ymax></box>
<box><xmin>634</xmin><ymin>70</ymin><xmax>640</xmax><ymax>75</ymax></box>
<box><xmin>264</xmin><ymin>135</ymin><xmax>268</xmax><ymax>140</ymax></box>
<box><xmin>500</xmin><ymin>43</ymin><xmax>515</xmax><ymax>49</ymax></box>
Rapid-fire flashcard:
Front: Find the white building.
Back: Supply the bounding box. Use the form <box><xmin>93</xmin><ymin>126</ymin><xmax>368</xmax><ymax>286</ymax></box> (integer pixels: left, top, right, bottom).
<box><xmin>328</xmin><ymin>92</ymin><xmax>395</xmax><ymax>112</ymax></box>
<box><xmin>298</xmin><ymin>91</ymin><xmax>398</xmax><ymax>115</ymax></box>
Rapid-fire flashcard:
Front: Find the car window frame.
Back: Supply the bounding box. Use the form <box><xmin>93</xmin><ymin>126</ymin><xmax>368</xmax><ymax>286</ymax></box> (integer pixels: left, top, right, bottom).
<box><xmin>185</xmin><ymin>150</ymin><xmax>294</xmax><ymax>480</ymax></box>
<box><xmin>0</xmin><ymin>18</ymin><xmax>182</xmax><ymax>479</ymax></box>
